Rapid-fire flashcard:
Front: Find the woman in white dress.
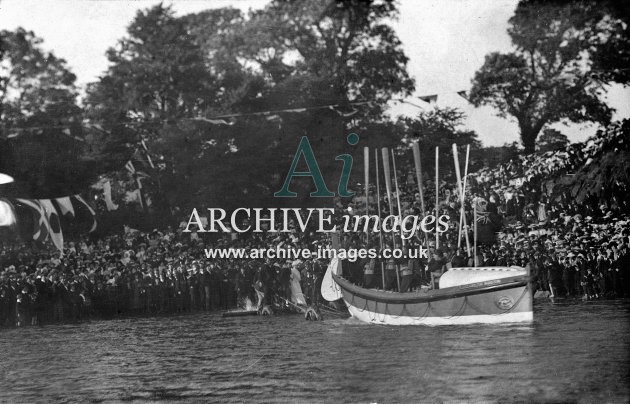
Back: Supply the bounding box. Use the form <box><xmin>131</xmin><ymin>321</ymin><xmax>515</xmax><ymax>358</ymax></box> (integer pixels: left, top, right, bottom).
<box><xmin>290</xmin><ymin>261</ymin><xmax>307</xmax><ymax>305</ymax></box>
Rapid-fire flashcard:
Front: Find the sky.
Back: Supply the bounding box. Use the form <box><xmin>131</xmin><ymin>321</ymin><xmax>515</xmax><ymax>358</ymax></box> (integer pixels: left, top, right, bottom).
<box><xmin>0</xmin><ymin>0</ymin><xmax>628</xmax><ymax>147</ymax></box>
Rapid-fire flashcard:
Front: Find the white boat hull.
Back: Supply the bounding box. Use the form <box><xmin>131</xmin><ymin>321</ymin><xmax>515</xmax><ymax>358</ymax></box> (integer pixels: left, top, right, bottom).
<box><xmin>332</xmin><ymin>267</ymin><xmax>534</xmax><ymax>326</ymax></box>
<box><xmin>346</xmin><ymin>304</ymin><xmax>533</xmax><ymax>326</ymax></box>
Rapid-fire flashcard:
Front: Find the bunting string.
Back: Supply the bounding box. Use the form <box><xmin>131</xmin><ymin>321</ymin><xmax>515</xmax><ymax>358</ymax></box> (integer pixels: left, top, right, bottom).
<box><xmin>0</xmin><ymin>98</ymin><xmax>427</xmax><ymax>138</ymax></box>
<box><xmin>7</xmin><ymin>195</ymin><xmax>98</xmax><ymax>253</ymax></box>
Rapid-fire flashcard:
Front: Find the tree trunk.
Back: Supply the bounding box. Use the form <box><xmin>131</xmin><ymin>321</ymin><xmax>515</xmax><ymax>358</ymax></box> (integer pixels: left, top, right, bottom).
<box><xmin>520</xmin><ymin>125</ymin><xmax>542</xmax><ymax>154</ymax></box>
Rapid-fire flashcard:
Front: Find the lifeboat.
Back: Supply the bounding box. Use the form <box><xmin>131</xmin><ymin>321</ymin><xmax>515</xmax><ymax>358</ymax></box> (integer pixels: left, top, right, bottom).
<box><xmin>322</xmin><ymin>258</ymin><xmax>534</xmax><ymax>326</ymax></box>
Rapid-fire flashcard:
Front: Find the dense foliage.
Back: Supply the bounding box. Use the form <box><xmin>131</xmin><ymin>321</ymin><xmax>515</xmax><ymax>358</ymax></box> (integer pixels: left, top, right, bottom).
<box><xmin>0</xmin><ymin>29</ymin><xmax>93</xmax><ymax>197</ymax></box>
<box><xmin>1</xmin><ymin>1</ymin><xmax>627</xmax><ymax>227</ymax></box>
<box><xmin>469</xmin><ymin>0</ymin><xmax>627</xmax><ymax>153</ymax></box>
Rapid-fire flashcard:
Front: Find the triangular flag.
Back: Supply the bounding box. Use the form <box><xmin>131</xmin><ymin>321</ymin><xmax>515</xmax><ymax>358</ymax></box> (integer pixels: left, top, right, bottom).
<box><xmin>0</xmin><ymin>199</ymin><xmax>16</xmax><ymax>226</ymax></box>
<box><xmin>339</xmin><ymin>109</ymin><xmax>358</xmax><ymax>117</ymax></box>
<box><xmin>145</xmin><ymin>153</ymin><xmax>155</xmax><ymax>169</ymax></box>
<box><xmin>141</xmin><ymin>139</ymin><xmax>155</xmax><ymax>168</ymax></box>
<box><xmin>39</xmin><ymin>199</ymin><xmax>64</xmax><ymax>253</ymax></box>
<box><xmin>329</xmin><ymin>106</ymin><xmax>358</xmax><ymax>117</ymax></box>
<box><xmin>16</xmin><ymin>199</ymin><xmax>50</xmax><ymax>243</ymax></box>
<box><xmin>73</xmin><ymin>195</ymin><xmax>97</xmax><ymax>232</ymax></box>
<box><xmin>0</xmin><ymin>173</ymin><xmax>14</xmax><ymax>184</ymax></box>
<box><xmin>418</xmin><ymin>94</ymin><xmax>438</xmax><ymax>104</ymax></box>
<box><xmin>103</xmin><ymin>180</ymin><xmax>119</xmax><ymax>211</ymax></box>
<box><xmin>125</xmin><ymin>160</ymin><xmax>136</xmax><ymax>174</ymax></box>
<box><xmin>55</xmin><ymin>196</ymin><xmax>75</xmax><ymax>217</ymax></box>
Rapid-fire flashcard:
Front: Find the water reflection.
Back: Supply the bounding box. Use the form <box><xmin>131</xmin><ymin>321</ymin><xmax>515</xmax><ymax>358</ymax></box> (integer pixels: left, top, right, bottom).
<box><xmin>0</xmin><ymin>299</ymin><xmax>628</xmax><ymax>402</ymax></box>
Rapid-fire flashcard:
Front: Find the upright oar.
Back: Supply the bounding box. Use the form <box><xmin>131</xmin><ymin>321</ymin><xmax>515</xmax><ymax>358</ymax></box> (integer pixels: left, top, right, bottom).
<box><xmin>461</xmin><ymin>145</ymin><xmax>471</xmax><ymax>256</ymax></box>
<box><xmin>411</xmin><ymin>142</ymin><xmax>429</xmax><ymax>246</ymax></box>
<box><xmin>453</xmin><ymin>144</ymin><xmax>471</xmax><ymax>256</ymax></box>
<box><xmin>391</xmin><ymin>149</ymin><xmax>405</xmax><ymax>249</ymax></box>
<box><xmin>381</xmin><ymin>148</ymin><xmax>395</xmax><ymax>244</ymax></box>
<box><xmin>411</xmin><ymin>142</ymin><xmax>426</xmax><ymax>217</ymax></box>
<box><xmin>382</xmin><ymin>148</ymin><xmax>400</xmax><ymax>291</ymax></box>
<box><xmin>375</xmin><ymin>150</ymin><xmax>386</xmax><ymax>290</ymax></box>
<box><xmin>363</xmin><ymin>146</ymin><xmax>370</xmax><ymax>244</ymax></box>
<box><xmin>473</xmin><ymin>199</ymin><xmax>478</xmax><ymax>267</ymax></box>
<box><xmin>435</xmin><ymin>146</ymin><xmax>440</xmax><ymax>249</ymax></box>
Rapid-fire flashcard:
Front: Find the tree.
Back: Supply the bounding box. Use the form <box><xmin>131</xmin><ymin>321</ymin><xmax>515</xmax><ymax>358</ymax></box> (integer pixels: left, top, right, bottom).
<box><xmin>396</xmin><ymin>108</ymin><xmax>482</xmax><ymax>179</ymax></box>
<box><xmin>85</xmin><ymin>5</ymin><xmax>249</xmax><ymax>210</ymax></box>
<box><xmin>473</xmin><ymin>142</ymin><xmax>521</xmax><ymax>170</ymax></box>
<box><xmin>536</xmin><ymin>128</ymin><xmax>568</xmax><ymax>153</ymax></box>
<box><xmin>86</xmin><ymin>5</ymin><xmax>217</xmax><ymax>126</ymax></box>
<box><xmin>1</xmin><ymin>28</ymin><xmax>81</xmax><ymax>132</ymax></box>
<box><xmin>469</xmin><ymin>0</ymin><xmax>625</xmax><ymax>153</ymax></box>
<box><xmin>557</xmin><ymin>120</ymin><xmax>629</xmax><ymax>206</ymax></box>
<box><xmin>0</xmin><ymin>28</ymin><xmax>91</xmax><ymax>197</ymax></box>
<box><xmin>234</xmin><ymin>0</ymin><xmax>414</xmax><ymax>116</ymax></box>
<box><xmin>516</xmin><ymin>0</ymin><xmax>630</xmax><ymax>85</ymax></box>
<box><xmin>222</xmin><ymin>0</ymin><xmax>414</xmax><ymax>205</ymax></box>
<box><xmin>87</xmin><ymin>2</ymin><xmax>416</xmax><ymax>211</ymax></box>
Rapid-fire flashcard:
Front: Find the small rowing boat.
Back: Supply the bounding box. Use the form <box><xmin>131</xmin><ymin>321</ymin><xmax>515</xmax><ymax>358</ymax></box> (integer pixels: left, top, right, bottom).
<box><xmin>221</xmin><ymin>310</ymin><xmax>259</xmax><ymax>317</ymax></box>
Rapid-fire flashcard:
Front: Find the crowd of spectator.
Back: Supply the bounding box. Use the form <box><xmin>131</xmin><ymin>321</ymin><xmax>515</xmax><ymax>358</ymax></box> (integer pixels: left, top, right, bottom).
<box><xmin>0</xmin><ymin>227</ymin><xmax>329</xmax><ymax>327</ymax></box>
<box><xmin>1</xmin><ymin>121</ymin><xmax>629</xmax><ymax>326</ymax></box>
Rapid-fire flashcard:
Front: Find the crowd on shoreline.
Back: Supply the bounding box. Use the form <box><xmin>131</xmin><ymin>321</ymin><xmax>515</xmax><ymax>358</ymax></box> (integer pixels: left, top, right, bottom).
<box><xmin>1</xmin><ymin>121</ymin><xmax>629</xmax><ymax>327</ymax></box>
<box><xmin>0</xmin><ymin>228</ymin><xmax>331</xmax><ymax>327</ymax></box>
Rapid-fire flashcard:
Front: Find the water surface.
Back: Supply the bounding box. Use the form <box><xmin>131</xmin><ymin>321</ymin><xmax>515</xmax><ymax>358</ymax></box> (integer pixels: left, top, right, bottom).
<box><xmin>1</xmin><ymin>299</ymin><xmax>628</xmax><ymax>403</ymax></box>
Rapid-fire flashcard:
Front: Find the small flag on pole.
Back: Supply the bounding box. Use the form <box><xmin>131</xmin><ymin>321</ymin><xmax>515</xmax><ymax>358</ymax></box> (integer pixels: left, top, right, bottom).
<box><xmin>418</xmin><ymin>94</ymin><xmax>438</xmax><ymax>104</ymax></box>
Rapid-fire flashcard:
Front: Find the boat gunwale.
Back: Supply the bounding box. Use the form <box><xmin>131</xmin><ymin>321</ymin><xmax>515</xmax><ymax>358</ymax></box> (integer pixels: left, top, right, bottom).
<box><xmin>332</xmin><ymin>273</ymin><xmax>531</xmax><ymax>304</ymax></box>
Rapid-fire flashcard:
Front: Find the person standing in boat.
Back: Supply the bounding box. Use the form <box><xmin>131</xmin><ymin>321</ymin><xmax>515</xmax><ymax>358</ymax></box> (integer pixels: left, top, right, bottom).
<box><xmin>399</xmin><ymin>257</ymin><xmax>412</xmax><ymax>292</ymax></box>
<box><xmin>406</xmin><ymin>252</ymin><xmax>422</xmax><ymax>292</ymax></box>
<box><xmin>495</xmin><ymin>248</ymin><xmax>508</xmax><ymax>266</ymax></box>
<box><xmin>428</xmin><ymin>250</ymin><xmax>445</xmax><ymax>289</ymax></box>
<box><xmin>451</xmin><ymin>249</ymin><xmax>466</xmax><ymax>268</ymax></box>
<box><xmin>363</xmin><ymin>256</ymin><xmax>376</xmax><ymax>289</ymax></box>
<box><xmin>384</xmin><ymin>257</ymin><xmax>397</xmax><ymax>290</ymax></box>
